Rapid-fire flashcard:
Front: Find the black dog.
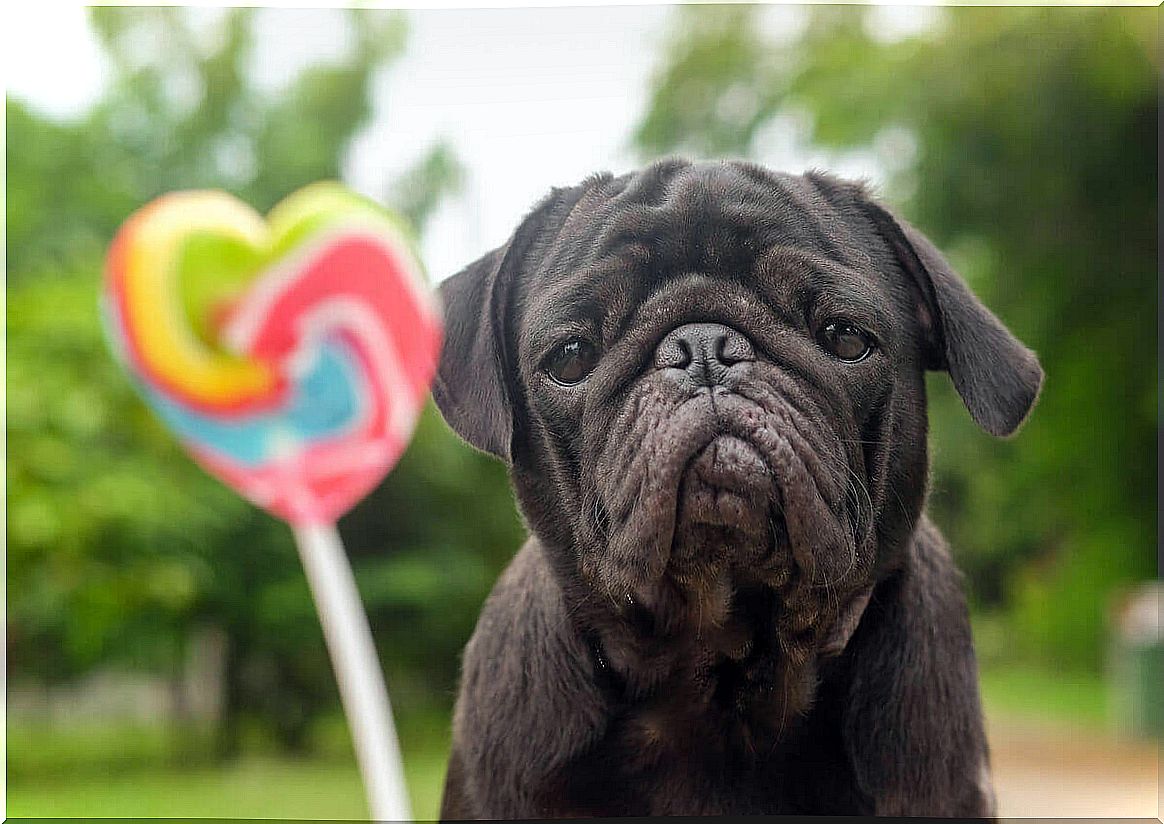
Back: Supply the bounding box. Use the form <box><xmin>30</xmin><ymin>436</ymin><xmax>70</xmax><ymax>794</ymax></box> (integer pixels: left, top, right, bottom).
<box><xmin>432</xmin><ymin>158</ymin><xmax>1042</xmax><ymax>818</ymax></box>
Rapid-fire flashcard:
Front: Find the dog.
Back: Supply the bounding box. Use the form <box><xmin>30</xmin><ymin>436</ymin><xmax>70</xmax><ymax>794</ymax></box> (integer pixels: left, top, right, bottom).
<box><xmin>431</xmin><ymin>158</ymin><xmax>1042</xmax><ymax>818</ymax></box>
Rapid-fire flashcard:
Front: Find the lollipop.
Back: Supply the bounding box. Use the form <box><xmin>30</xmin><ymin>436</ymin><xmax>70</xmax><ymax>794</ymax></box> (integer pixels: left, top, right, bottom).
<box><xmin>102</xmin><ymin>182</ymin><xmax>442</xmax><ymax>821</ymax></box>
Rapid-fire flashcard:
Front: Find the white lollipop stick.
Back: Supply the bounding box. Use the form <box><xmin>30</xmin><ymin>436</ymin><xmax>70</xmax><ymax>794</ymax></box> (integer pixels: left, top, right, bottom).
<box><xmin>294</xmin><ymin>521</ymin><xmax>412</xmax><ymax>822</ymax></box>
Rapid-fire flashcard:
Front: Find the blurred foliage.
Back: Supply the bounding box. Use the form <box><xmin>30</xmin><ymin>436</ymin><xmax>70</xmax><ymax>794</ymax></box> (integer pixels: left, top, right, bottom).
<box><xmin>7</xmin><ymin>7</ymin><xmax>510</xmax><ymax>757</ymax></box>
<box><xmin>636</xmin><ymin>5</ymin><xmax>1157</xmax><ymax>672</ymax></box>
<box><xmin>7</xmin><ymin>5</ymin><xmax>1157</xmax><ymax>775</ymax></box>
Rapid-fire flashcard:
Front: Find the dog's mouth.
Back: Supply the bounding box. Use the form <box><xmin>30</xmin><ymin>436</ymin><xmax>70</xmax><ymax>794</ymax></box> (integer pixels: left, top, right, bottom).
<box><xmin>670</xmin><ymin>434</ymin><xmax>791</xmax><ymax>579</ymax></box>
<box><xmin>678</xmin><ymin>436</ymin><xmax>769</xmax><ymax>527</ymax></box>
<box><xmin>587</xmin><ymin>377</ymin><xmax>868</xmax><ymax>642</ymax></box>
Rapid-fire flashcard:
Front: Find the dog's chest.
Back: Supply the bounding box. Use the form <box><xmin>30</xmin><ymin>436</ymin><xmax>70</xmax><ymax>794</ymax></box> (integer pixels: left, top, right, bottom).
<box><xmin>545</xmin><ymin>638</ymin><xmax>865</xmax><ymax>817</ymax></box>
<box><xmin>554</xmin><ymin>687</ymin><xmax>866</xmax><ymax>816</ymax></box>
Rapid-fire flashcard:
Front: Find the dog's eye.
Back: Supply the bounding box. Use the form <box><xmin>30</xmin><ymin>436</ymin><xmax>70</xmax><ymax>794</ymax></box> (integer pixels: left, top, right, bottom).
<box><xmin>544</xmin><ymin>339</ymin><xmax>600</xmax><ymax>386</ymax></box>
<box><xmin>817</xmin><ymin>321</ymin><xmax>875</xmax><ymax>363</ymax></box>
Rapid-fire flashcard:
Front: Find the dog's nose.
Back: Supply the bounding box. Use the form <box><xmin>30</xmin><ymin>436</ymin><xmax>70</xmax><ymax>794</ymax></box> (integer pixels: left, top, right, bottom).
<box><xmin>654</xmin><ymin>322</ymin><xmax>754</xmax><ymax>385</ymax></box>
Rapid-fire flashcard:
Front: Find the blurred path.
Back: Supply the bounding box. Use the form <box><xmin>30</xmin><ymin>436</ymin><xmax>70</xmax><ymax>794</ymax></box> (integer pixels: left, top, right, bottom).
<box><xmin>988</xmin><ymin>716</ymin><xmax>1159</xmax><ymax>818</ymax></box>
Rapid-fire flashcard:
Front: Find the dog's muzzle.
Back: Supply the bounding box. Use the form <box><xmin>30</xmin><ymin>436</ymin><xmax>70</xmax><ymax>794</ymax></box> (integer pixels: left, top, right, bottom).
<box><xmin>676</xmin><ymin>436</ymin><xmax>770</xmax><ymax>531</ymax></box>
<box><xmin>656</xmin><ymin>323</ymin><xmax>785</xmax><ymax>569</ymax></box>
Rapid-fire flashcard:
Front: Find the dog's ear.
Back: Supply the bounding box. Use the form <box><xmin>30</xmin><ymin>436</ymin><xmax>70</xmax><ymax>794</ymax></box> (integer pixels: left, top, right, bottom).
<box><xmin>860</xmin><ymin>198</ymin><xmax>1043</xmax><ymax>437</ymax></box>
<box><xmin>433</xmin><ymin>183</ymin><xmax>593</xmax><ymax>462</ymax></box>
<box><xmin>433</xmin><ymin>243</ymin><xmax>515</xmax><ymax>460</ymax></box>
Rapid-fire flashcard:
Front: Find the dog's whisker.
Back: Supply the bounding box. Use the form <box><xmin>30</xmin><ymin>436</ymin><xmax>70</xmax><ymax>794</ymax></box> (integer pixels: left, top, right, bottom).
<box><xmin>775</xmin><ymin>664</ymin><xmax>790</xmax><ymax>743</ymax></box>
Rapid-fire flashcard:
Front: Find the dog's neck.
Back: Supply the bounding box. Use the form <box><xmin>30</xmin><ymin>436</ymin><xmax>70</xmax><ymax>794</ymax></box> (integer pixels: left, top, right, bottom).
<box><xmin>563</xmin><ymin>550</ymin><xmax>875</xmax><ymax>737</ymax></box>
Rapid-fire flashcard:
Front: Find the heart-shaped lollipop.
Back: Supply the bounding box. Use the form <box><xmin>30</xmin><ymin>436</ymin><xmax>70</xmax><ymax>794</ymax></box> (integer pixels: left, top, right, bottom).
<box><xmin>103</xmin><ymin>182</ymin><xmax>441</xmax><ymax>524</ymax></box>
<box><xmin>102</xmin><ymin>183</ymin><xmax>443</xmax><ymax>821</ymax></box>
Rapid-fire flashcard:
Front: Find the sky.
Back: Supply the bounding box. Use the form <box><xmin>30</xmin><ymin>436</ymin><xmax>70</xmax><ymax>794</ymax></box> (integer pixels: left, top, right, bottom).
<box><xmin>4</xmin><ymin>4</ymin><xmax>937</xmax><ymax>281</ymax></box>
<box><xmin>348</xmin><ymin>5</ymin><xmax>671</xmax><ymax>279</ymax></box>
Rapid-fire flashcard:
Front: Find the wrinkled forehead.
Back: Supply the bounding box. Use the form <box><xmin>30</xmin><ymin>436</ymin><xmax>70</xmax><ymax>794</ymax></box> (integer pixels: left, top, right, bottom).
<box><xmin>519</xmin><ymin>162</ymin><xmax>888</xmax><ymax>324</ymax></box>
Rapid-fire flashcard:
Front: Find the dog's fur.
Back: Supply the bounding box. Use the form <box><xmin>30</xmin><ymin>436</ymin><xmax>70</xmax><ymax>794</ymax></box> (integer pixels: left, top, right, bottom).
<box><xmin>432</xmin><ymin>158</ymin><xmax>1042</xmax><ymax>818</ymax></box>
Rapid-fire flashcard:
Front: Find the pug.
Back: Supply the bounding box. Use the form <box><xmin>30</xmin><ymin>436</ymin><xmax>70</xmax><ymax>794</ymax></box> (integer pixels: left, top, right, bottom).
<box><xmin>431</xmin><ymin>158</ymin><xmax>1042</xmax><ymax>818</ymax></box>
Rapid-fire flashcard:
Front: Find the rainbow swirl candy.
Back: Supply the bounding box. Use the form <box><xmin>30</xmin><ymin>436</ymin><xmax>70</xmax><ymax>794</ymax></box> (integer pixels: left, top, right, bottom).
<box><xmin>103</xmin><ymin>183</ymin><xmax>443</xmax><ymax>525</ymax></box>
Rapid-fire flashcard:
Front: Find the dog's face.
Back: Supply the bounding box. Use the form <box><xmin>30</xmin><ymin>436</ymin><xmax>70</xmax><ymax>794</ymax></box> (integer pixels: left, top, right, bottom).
<box><xmin>435</xmin><ymin>159</ymin><xmax>1041</xmax><ymax>693</ymax></box>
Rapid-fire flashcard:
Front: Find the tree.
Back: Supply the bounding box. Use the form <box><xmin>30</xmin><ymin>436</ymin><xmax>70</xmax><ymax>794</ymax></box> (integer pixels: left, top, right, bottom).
<box><xmin>6</xmin><ymin>6</ymin><xmax>508</xmax><ymax>757</ymax></box>
<box><xmin>634</xmin><ymin>5</ymin><xmax>1157</xmax><ymax>671</ymax></box>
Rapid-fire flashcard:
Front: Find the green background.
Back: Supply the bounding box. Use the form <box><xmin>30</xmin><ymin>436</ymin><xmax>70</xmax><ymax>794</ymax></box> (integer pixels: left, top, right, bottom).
<box><xmin>6</xmin><ymin>6</ymin><xmax>1157</xmax><ymax>819</ymax></box>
